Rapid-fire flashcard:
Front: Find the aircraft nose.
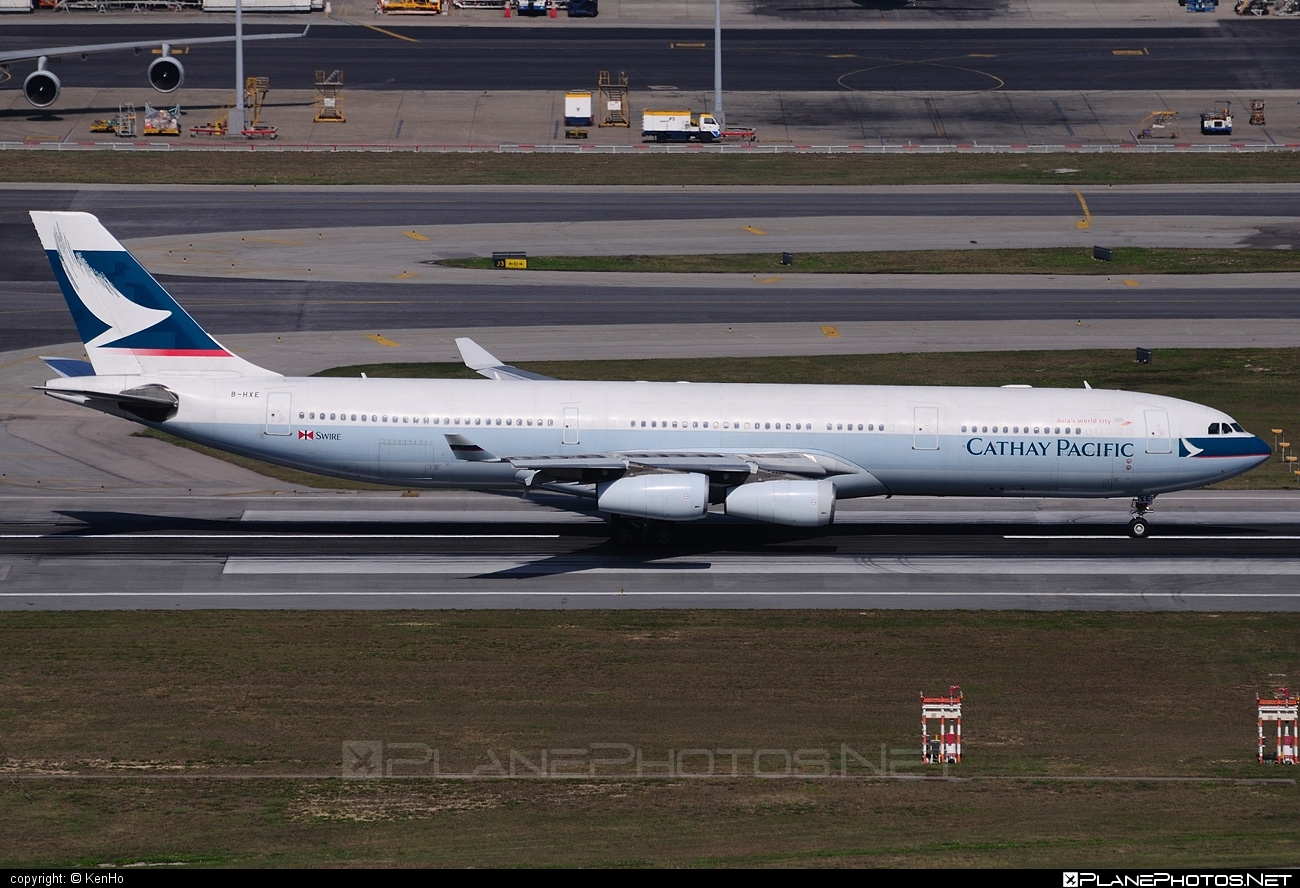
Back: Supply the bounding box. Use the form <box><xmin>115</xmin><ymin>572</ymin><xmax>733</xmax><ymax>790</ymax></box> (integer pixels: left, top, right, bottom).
<box><xmin>1249</xmin><ymin>435</ymin><xmax>1272</xmax><ymax>465</ymax></box>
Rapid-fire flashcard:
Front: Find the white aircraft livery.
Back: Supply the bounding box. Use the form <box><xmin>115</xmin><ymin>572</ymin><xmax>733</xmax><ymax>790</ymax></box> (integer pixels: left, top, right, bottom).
<box><xmin>30</xmin><ymin>211</ymin><xmax>1271</xmax><ymax>540</ymax></box>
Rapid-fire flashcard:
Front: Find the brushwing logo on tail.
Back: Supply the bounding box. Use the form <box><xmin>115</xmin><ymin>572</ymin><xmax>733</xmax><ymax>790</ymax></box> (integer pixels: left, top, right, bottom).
<box><xmin>52</xmin><ymin>224</ymin><xmax>173</xmax><ymax>350</ymax></box>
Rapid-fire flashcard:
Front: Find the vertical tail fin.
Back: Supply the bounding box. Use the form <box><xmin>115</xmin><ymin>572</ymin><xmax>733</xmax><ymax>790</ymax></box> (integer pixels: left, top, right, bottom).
<box><xmin>30</xmin><ymin>211</ymin><xmax>276</xmax><ymax>378</ymax></box>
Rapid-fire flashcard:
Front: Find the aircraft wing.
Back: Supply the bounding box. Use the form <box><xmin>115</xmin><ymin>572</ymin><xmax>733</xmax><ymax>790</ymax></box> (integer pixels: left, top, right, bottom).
<box><xmin>505</xmin><ymin>450</ymin><xmax>864</xmax><ymax>485</ymax></box>
<box><xmin>455</xmin><ymin>337</ymin><xmax>555</xmax><ymax>381</ymax></box>
<box><xmin>0</xmin><ymin>25</ymin><xmax>309</xmax><ymax>66</ymax></box>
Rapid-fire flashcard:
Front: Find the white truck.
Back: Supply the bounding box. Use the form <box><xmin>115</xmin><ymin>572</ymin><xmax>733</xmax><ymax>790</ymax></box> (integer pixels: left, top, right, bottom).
<box><xmin>641</xmin><ymin>109</ymin><xmax>722</xmax><ymax>143</ymax></box>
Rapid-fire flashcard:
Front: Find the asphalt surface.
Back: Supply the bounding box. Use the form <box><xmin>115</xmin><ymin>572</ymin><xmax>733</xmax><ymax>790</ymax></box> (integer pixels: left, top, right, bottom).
<box><xmin>3</xmin><ymin>492</ymin><xmax>1299</xmax><ymax>609</ymax></box>
<box><xmin>4</xmin><ymin>184</ymin><xmax>1299</xmax><ymax>611</ymax></box>
<box><xmin>12</xmin><ymin>277</ymin><xmax>1300</xmax><ymax>355</ymax></box>
<box><xmin>4</xmin><ymin>23</ymin><xmax>1300</xmax><ymax>93</ymax></box>
<box><xmin>4</xmin><ymin>185</ymin><xmax>1300</xmax><ymax>352</ymax></box>
<box><xmin>10</xmin><ymin>186</ymin><xmax>1300</xmax><ymax>247</ymax></box>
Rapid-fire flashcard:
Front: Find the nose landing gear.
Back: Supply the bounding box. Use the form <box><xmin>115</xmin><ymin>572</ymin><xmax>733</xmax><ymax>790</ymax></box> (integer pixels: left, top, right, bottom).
<box><xmin>1128</xmin><ymin>495</ymin><xmax>1156</xmax><ymax>538</ymax></box>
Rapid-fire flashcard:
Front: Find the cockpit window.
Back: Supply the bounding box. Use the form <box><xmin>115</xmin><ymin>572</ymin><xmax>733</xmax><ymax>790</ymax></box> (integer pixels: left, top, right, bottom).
<box><xmin>1231</xmin><ymin>422</ymin><xmax>1245</xmax><ymax>433</ymax></box>
<box><xmin>1208</xmin><ymin>423</ymin><xmax>1220</xmax><ymax>435</ymax></box>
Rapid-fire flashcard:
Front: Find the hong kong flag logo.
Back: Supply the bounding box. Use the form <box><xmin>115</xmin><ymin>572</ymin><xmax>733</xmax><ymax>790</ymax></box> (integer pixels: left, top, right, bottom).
<box><xmin>298</xmin><ymin>429</ymin><xmax>314</xmax><ymax>439</ymax></box>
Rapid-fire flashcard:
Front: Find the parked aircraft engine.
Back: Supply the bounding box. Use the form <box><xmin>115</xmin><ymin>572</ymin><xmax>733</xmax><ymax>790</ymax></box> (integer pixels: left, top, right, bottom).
<box><xmin>24</xmin><ymin>69</ymin><xmax>61</xmax><ymax>108</ymax></box>
<box><xmin>725</xmin><ymin>479</ymin><xmax>836</xmax><ymax>527</ymax></box>
<box><xmin>148</xmin><ymin>55</ymin><xmax>184</xmax><ymax>93</ymax></box>
<box><xmin>596</xmin><ymin>473</ymin><xmax>708</xmax><ymax>521</ymax></box>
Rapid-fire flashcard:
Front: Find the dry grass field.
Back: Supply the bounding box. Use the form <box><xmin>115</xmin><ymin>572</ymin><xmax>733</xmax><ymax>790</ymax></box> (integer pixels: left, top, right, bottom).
<box><xmin>2</xmin><ymin>611</ymin><xmax>1298</xmax><ymax>867</ymax></box>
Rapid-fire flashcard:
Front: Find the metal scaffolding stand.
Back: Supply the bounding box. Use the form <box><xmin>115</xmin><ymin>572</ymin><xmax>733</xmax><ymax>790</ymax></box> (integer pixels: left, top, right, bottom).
<box><xmin>114</xmin><ymin>103</ymin><xmax>137</xmax><ymax>138</ymax></box>
<box><xmin>597</xmin><ymin>70</ymin><xmax>629</xmax><ymax>127</ymax></box>
<box><xmin>244</xmin><ymin>77</ymin><xmax>270</xmax><ymax>127</ymax></box>
<box><xmin>315</xmin><ymin>70</ymin><xmax>346</xmax><ymax>123</ymax></box>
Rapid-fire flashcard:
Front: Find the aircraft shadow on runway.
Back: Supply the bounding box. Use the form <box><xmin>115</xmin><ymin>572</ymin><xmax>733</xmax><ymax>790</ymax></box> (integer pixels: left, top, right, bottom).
<box><xmin>36</xmin><ymin>509</ymin><xmax>1289</xmax><ymax>581</ymax></box>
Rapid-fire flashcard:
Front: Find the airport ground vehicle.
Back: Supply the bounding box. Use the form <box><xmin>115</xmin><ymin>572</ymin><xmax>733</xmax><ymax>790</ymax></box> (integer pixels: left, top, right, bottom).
<box><xmin>641</xmin><ymin>110</ymin><xmax>722</xmax><ymax>143</ymax></box>
<box><xmin>29</xmin><ymin>212</ymin><xmax>1271</xmax><ymax>541</ymax></box>
<box><xmin>567</xmin><ymin>0</ymin><xmax>597</xmax><ymax>14</ymax></box>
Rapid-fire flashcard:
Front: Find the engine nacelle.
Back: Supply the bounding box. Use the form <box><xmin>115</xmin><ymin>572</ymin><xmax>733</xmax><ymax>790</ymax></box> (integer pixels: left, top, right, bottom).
<box><xmin>24</xmin><ymin>69</ymin><xmax>61</xmax><ymax>108</ymax></box>
<box><xmin>148</xmin><ymin>56</ymin><xmax>184</xmax><ymax>93</ymax></box>
<box><xmin>597</xmin><ymin>473</ymin><xmax>708</xmax><ymax>522</ymax></box>
<box><xmin>725</xmin><ymin>479</ymin><xmax>836</xmax><ymax>527</ymax></box>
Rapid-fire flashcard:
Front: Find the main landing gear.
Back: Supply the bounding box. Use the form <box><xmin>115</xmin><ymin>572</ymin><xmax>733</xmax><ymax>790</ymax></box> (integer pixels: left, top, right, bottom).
<box><xmin>610</xmin><ymin>517</ymin><xmax>674</xmax><ymax>547</ymax></box>
<box><xmin>1128</xmin><ymin>495</ymin><xmax>1156</xmax><ymax>539</ymax></box>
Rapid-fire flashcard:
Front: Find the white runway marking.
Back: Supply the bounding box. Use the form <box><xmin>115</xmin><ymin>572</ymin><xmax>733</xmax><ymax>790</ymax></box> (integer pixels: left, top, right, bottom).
<box><xmin>240</xmin><ymin>510</ymin><xmax>603</xmax><ymax>524</ymax></box>
<box><xmin>1003</xmin><ymin>535</ymin><xmax>1300</xmax><ymax>541</ymax></box>
<box><xmin>0</xmin><ymin>533</ymin><xmax>560</xmax><ymax>540</ymax></box>
<box><xmin>4</xmin><ymin>591</ymin><xmax>1300</xmax><ymax>599</ymax></box>
<box><xmin>219</xmin><ymin>555</ymin><xmax>1300</xmax><ymax>576</ymax></box>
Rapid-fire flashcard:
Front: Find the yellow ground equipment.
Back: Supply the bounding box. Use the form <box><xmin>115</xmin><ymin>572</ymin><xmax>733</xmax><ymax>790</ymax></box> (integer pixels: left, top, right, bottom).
<box><xmin>315</xmin><ymin>70</ymin><xmax>345</xmax><ymax>123</ymax></box>
<box><xmin>377</xmin><ymin>0</ymin><xmax>443</xmax><ymax>11</ymax></box>
<box><xmin>142</xmin><ymin>103</ymin><xmax>181</xmax><ymax>136</ymax></box>
<box><xmin>597</xmin><ymin>70</ymin><xmax>629</xmax><ymax>127</ymax></box>
<box><xmin>1136</xmin><ymin>110</ymin><xmax>1178</xmax><ymax>139</ymax></box>
<box><xmin>244</xmin><ymin>76</ymin><xmax>270</xmax><ymax>127</ymax></box>
<box><xmin>1250</xmin><ymin>100</ymin><xmax>1266</xmax><ymax>125</ymax></box>
<box><xmin>89</xmin><ymin>103</ymin><xmax>137</xmax><ymax>138</ymax></box>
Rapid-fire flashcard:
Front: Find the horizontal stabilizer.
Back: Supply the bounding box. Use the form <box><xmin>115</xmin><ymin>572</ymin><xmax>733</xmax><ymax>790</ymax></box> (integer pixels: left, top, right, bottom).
<box><xmin>39</xmin><ymin>356</ymin><xmax>95</xmax><ymax>378</ymax></box>
<box><xmin>36</xmin><ymin>382</ymin><xmax>178</xmax><ymax>423</ymax></box>
<box><xmin>455</xmin><ymin>337</ymin><xmax>554</xmax><ymax>381</ymax></box>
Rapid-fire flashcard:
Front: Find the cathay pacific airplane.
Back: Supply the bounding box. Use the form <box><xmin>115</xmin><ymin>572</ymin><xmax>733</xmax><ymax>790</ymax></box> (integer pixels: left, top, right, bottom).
<box><xmin>30</xmin><ymin>211</ymin><xmax>1271</xmax><ymax>542</ymax></box>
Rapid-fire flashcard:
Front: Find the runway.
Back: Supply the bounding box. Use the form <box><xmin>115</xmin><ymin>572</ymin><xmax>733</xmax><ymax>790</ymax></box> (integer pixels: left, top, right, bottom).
<box><xmin>4</xmin><ymin>185</ymin><xmax>1300</xmax><ymax>353</ymax></box>
<box><xmin>1</xmin><ymin>491</ymin><xmax>1298</xmax><ymax>610</ymax></box>
<box><xmin>3</xmin><ymin>184</ymin><xmax>1298</xmax><ymax>611</ymax></box>
<box><xmin>3</xmin><ymin>23</ymin><xmax>1300</xmax><ymax>92</ymax></box>
<box><xmin>8</xmin><ymin>185</ymin><xmax>1300</xmax><ymax>243</ymax></box>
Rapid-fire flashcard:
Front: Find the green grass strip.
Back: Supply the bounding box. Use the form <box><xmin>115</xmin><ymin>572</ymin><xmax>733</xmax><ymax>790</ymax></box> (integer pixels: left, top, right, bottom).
<box><xmin>4</xmin><ymin>151</ymin><xmax>1300</xmax><ymax>185</ymax></box>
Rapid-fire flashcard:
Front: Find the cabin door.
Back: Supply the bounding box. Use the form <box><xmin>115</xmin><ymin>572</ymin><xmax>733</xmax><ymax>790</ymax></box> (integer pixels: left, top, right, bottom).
<box><xmin>265</xmin><ymin>392</ymin><xmax>291</xmax><ymax>436</ymax></box>
<box><xmin>563</xmin><ymin>407</ymin><xmax>580</xmax><ymax>445</ymax></box>
<box><xmin>1144</xmin><ymin>410</ymin><xmax>1172</xmax><ymax>454</ymax></box>
<box><xmin>912</xmin><ymin>407</ymin><xmax>939</xmax><ymax>450</ymax></box>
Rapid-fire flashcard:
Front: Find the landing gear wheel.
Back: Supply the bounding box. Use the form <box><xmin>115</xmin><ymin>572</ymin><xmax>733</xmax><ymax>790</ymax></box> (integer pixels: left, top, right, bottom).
<box><xmin>653</xmin><ymin>526</ymin><xmax>673</xmax><ymax>546</ymax></box>
<box><xmin>611</xmin><ymin>517</ymin><xmax>639</xmax><ymax>547</ymax></box>
<box><xmin>1128</xmin><ymin>517</ymin><xmax>1149</xmax><ymax>539</ymax></box>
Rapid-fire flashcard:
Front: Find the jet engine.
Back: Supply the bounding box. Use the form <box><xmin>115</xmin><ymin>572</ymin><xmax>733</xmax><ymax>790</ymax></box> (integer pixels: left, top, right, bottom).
<box><xmin>148</xmin><ymin>55</ymin><xmax>184</xmax><ymax>93</ymax></box>
<box><xmin>725</xmin><ymin>479</ymin><xmax>836</xmax><ymax>527</ymax></box>
<box><xmin>596</xmin><ymin>473</ymin><xmax>708</xmax><ymax>521</ymax></box>
<box><xmin>23</xmin><ymin>68</ymin><xmax>61</xmax><ymax>108</ymax></box>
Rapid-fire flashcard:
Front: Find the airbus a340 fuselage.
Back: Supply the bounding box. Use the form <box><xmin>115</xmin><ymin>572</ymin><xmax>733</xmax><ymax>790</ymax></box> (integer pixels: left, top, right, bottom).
<box><xmin>29</xmin><ymin>211</ymin><xmax>1271</xmax><ymax>539</ymax></box>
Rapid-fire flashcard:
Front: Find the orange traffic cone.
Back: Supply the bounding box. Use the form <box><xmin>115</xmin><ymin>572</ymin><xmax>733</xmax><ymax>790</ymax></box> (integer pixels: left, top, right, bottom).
<box><xmin>549</xmin><ymin>0</ymin><xmax>557</xmax><ymax>16</ymax></box>
<box><xmin>504</xmin><ymin>2</ymin><xmax>511</xmax><ymax>16</ymax></box>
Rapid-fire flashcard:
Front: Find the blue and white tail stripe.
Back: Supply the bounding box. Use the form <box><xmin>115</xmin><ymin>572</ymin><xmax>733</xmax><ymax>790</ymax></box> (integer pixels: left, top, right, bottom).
<box><xmin>31</xmin><ymin>211</ymin><xmax>274</xmax><ymax>378</ymax></box>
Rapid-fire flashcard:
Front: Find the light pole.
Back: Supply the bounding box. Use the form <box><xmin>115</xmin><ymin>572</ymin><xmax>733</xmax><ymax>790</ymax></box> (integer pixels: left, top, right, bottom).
<box><xmin>228</xmin><ymin>0</ymin><xmax>244</xmax><ymax>135</ymax></box>
<box><xmin>714</xmin><ymin>0</ymin><xmax>723</xmax><ymax>128</ymax></box>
